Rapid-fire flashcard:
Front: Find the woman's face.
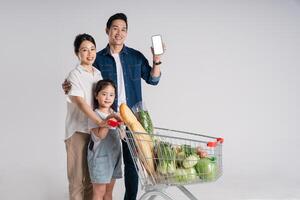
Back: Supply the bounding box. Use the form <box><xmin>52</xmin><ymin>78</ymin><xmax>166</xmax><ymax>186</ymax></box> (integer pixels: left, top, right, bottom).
<box><xmin>95</xmin><ymin>85</ymin><xmax>116</xmax><ymax>109</ymax></box>
<box><xmin>77</xmin><ymin>40</ymin><xmax>96</xmax><ymax>66</ymax></box>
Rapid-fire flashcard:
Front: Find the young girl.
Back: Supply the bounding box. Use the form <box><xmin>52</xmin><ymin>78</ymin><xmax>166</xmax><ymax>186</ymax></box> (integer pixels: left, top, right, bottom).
<box><xmin>65</xmin><ymin>33</ymin><xmax>120</xmax><ymax>200</ymax></box>
<box><xmin>87</xmin><ymin>79</ymin><xmax>123</xmax><ymax>200</ymax></box>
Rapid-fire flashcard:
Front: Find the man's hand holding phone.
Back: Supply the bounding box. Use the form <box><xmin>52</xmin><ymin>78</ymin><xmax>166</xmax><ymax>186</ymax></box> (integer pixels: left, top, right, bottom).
<box><xmin>151</xmin><ymin>34</ymin><xmax>165</xmax><ymax>66</ymax></box>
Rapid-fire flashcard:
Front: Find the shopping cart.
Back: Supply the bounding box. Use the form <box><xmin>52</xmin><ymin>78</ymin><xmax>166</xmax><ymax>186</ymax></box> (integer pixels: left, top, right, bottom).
<box><xmin>124</xmin><ymin>127</ymin><xmax>224</xmax><ymax>200</ymax></box>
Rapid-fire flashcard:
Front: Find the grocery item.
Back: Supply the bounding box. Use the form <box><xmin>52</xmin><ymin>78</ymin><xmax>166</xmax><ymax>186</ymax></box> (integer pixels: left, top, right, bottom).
<box><xmin>155</xmin><ymin>141</ymin><xmax>176</xmax><ymax>175</ymax></box>
<box><xmin>131</xmin><ymin>101</ymin><xmax>154</xmax><ymax>134</ymax></box>
<box><xmin>138</xmin><ymin>110</ymin><xmax>154</xmax><ymax>134</ymax></box>
<box><xmin>194</xmin><ymin>157</ymin><xmax>217</xmax><ymax>181</ymax></box>
<box><xmin>119</xmin><ymin>103</ymin><xmax>155</xmax><ymax>175</ymax></box>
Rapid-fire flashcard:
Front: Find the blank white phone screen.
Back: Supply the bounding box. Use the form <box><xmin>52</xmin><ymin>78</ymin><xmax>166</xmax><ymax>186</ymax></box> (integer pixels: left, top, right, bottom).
<box><xmin>152</xmin><ymin>35</ymin><xmax>164</xmax><ymax>55</ymax></box>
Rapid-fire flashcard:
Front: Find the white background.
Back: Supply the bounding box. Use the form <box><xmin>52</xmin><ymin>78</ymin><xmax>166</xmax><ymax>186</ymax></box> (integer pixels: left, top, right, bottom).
<box><xmin>1</xmin><ymin>0</ymin><xmax>300</xmax><ymax>199</ymax></box>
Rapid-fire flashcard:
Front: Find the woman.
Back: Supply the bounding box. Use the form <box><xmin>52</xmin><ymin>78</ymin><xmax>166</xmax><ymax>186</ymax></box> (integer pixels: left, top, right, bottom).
<box><xmin>65</xmin><ymin>33</ymin><xmax>120</xmax><ymax>200</ymax></box>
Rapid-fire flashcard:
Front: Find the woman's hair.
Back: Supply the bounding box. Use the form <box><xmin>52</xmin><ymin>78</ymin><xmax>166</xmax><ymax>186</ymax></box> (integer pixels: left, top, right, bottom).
<box><xmin>93</xmin><ymin>79</ymin><xmax>117</xmax><ymax>109</ymax></box>
<box><xmin>73</xmin><ymin>33</ymin><xmax>96</xmax><ymax>54</ymax></box>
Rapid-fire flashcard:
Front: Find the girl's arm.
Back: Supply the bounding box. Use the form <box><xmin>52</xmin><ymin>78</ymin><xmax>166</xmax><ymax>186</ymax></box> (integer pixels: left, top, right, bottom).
<box><xmin>91</xmin><ymin>127</ymin><xmax>110</xmax><ymax>139</ymax></box>
<box><xmin>69</xmin><ymin>96</ymin><xmax>107</xmax><ymax>127</ymax></box>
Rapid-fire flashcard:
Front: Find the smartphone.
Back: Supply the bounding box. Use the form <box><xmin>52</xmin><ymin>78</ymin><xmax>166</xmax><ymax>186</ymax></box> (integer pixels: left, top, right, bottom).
<box><xmin>151</xmin><ymin>35</ymin><xmax>164</xmax><ymax>55</ymax></box>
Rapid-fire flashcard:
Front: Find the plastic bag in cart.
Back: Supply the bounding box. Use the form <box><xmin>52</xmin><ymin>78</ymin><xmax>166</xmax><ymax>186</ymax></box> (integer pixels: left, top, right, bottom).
<box><xmin>131</xmin><ymin>101</ymin><xmax>154</xmax><ymax>134</ymax></box>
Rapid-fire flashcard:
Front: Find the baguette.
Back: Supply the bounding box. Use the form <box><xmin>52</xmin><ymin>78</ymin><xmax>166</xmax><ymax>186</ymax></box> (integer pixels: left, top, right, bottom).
<box><xmin>119</xmin><ymin>103</ymin><xmax>155</xmax><ymax>175</ymax></box>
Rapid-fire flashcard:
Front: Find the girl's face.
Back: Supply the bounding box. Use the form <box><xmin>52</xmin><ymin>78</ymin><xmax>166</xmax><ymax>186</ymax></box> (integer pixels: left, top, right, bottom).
<box><xmin>77</xmin><ymin>40</ymin><xmax>96</xmax><ymax>66</ymax></box>
<box><xmin>95</xmin><ymin>85</ymin><xmax>115</xmax><ymax>109</ymax></box>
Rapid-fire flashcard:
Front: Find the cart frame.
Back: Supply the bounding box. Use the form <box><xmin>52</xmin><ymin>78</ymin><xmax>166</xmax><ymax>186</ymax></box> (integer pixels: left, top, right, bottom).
<box><xmin>124</xmin><ymin>127</ymin><xmax>223</xmax><ymax>200</ymax></box>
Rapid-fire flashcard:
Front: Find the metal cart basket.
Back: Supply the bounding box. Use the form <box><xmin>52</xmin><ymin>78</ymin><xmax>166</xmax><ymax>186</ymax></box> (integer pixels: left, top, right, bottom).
<box><xmin>124</xmin><ymin>127</ymin><xmax>224</xmax><ymax>200</ymax></box>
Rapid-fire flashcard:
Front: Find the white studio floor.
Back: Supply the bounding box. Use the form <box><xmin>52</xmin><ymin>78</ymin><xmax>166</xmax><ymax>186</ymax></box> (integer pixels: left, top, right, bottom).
<box><xmin>1</xmin><ymin>165</ymin><xmax>299</xmax><ymax>200</ymax></box>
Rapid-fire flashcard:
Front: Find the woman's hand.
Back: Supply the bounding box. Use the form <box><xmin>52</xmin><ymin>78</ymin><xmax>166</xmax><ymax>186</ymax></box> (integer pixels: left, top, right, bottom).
<box><xmin>62</xmin><ymin>79</ymin><xmax>72</xmax><ymax>94</ymax></box>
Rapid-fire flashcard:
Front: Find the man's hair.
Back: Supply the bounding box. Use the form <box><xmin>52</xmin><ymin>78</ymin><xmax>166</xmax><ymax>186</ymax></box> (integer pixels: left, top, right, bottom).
<box><xmin>106</xmin><ymin>13</ymin><xmax>128</xmax><ymax>30</ymax></box>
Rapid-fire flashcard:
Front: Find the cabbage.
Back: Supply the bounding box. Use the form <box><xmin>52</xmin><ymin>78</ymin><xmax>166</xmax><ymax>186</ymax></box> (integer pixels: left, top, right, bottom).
<box><xmin>174</xmin><ymin>167</ymin><xmax>198</xmax><ymax>183</ymax></box>
<box><xmin>174</xmin><ymin>168</ymin><xmax>188</xmax><ymax>182</ymax></box>
<box><xmin>182</xmin><ymin>155</ymin><xmax>199</xmax><ymax>169</ymax></box>
<box><xmin>176</xmin><ymin>145</ymin><xmax>197</xmax><ymax>168</ymax></box>
<box><xmin>195</xmin><ymin>157</ymin><xmax>217</xmax><ymax>181</ymax></box>
<box><xmin>185</xmin><ymin>167</ymin><xmax>198</xmax><ymax>182</ymax></box>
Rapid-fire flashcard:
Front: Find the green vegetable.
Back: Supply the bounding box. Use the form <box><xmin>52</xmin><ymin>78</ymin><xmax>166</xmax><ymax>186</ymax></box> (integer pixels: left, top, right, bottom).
<box><xmin>167</xmin><ymin>162</ymin><xmax>176</xmax><ymax>174</ymax></box>
<box><xmin>156</xmin><ymin>142</ymin><xmax>177</xmax><ymax>175</ymax></box>
<box><xmin>157</xmin><ymin>162</ymin><xmax>168</xmax><ymax>175</ymax></box>
<box><xmin>176</xmin><ymin>151</ymin><xmax>185</xmax><ymax>167</ymax></box>
<box><xmin>182</xmin><ymin>144</ymin><xmax>197</xmax><ymax>157</ymax></box>
<box><xmin>174</xmin><ymin>167</ymin><xmax>198</xmax><ymax>183</ymax></box>
<box><xmin>195</xmin><ymin>157</ymin><xmax>217</xmax><ymax>181</ymax></box>
<box><xmin>183</xmin><ymin>155</ymin><xmax>199</xmax><ymax>169</ymax></box>
<box><xmin>174</xmin><ymin>168</ymin><xmax>188</xmax><ymax>182</ymax></box>
<box><xmin>138</xmin><ymin>110</ymin><xmax>154</xmax><ymax>134</ymax></box>
<box><xmin>185</xmin><ymin>167</ymin><xmax>198</xmax><ymax>182</ymax></box>
<box><xmin>175</xmin><ymin>144</ymin><xmax>197</xmax><ymax>167</ymax></box>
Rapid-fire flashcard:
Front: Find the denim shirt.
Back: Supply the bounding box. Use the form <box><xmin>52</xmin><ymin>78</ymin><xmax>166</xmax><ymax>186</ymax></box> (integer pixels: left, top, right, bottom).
<box><xmin>94</xmin><ymin>44</ymin><xmax>161</xmax><ymax>110</ymax></box>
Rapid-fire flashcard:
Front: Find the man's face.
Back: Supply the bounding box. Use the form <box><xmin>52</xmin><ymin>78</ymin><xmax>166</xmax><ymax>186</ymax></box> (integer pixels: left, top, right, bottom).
<box><xmin>106</xmin><ymin>19</ymin><xmax>127</xmax><ymax>46</ymax></box>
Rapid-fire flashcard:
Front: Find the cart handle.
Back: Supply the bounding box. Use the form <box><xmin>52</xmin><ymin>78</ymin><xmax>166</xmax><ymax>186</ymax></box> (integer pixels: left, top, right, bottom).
<box><xmin>207</xmin><ymin>141</ymin><xmax>217</xmax><ymax>147</ymax></box>
<box><xmin>207</xmin><ymin>138</ymin><xmax>224</xmax><ymax>147</ymax></box>
<box><xmin>155</xmin><ymin>127</ymin><xmax>223</xmax><ymax>141</ymax></box>
<box><xmin>217</xmin><ymin>137</ymin><xmax>224</xmax><ymax>143</ymax></box>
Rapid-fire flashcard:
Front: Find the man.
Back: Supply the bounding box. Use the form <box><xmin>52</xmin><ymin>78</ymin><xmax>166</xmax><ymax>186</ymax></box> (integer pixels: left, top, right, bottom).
<box><xmin>64</xmin><ymin>13</ymin><xmax>163</xmax><ymax>200</ymax></box>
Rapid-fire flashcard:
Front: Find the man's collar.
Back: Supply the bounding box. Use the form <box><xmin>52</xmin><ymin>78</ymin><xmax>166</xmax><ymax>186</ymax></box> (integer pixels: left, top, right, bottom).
<box><xmin>103</xmin><ymin>44</ymin><xmax>129</xmax><ymax>55</ymax></box>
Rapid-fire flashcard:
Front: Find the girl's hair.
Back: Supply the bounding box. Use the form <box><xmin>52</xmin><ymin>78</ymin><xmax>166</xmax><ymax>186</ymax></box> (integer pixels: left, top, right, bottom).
<box><xmin>73</xmin><ymin>33</ymin><xmax>96</xmax><ymax>54</ymax></box>
<box><xmin>93</xmin><ymin>79</ymin><xmax>117</xmax><ymax>109</ymax></box>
